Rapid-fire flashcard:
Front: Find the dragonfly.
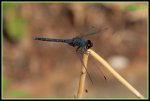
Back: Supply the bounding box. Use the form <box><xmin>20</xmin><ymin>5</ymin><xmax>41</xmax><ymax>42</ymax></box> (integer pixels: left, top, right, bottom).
<box><xmin>33</xmin><ymin>26</ymin><xmax>108</xmax><ymax>85</ymax></box>
<box><xmin>33</xmin><ymin>27</ymin><xmax>108</xmax><ymax>53</ymax></box>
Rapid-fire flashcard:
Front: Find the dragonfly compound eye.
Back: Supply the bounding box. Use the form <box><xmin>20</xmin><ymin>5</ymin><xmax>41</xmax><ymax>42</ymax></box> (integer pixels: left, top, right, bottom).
<box><xmin>86</xmin><ymin>40</ymin><xmax>93</xmax><ymax>49</ymax></box>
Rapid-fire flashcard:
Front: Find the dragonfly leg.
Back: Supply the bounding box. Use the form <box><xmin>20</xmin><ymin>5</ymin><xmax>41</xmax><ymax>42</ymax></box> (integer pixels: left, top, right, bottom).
<box><xmin>82</xmin><ymin>47</ymin><xmax>88</xmax><ymax>54</ymax></box>
<box><xmin>76</xmin><ymin>47</ymin><xmax>84</xmax><ymax>54</ymax></box>
<box><xmin>80</xmin><ymin>47</ymin><xmax>85</xmax><ymax>54</ymax></box>
<box><xmin>76</xmin><ymin>46</ymin><xmax>80</xmax><ymax>52</ymax></box>
<box><xmin>76</xmin><ymin>46</ymin><xmax>88</xmax><ymax>54</ymax></box>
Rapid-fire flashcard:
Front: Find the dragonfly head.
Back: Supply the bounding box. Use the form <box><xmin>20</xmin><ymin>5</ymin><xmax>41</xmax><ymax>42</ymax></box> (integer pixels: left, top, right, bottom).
<box><xmin>86</xmin><ymin>40</ymin><xmax>93</xmax><ymax>49</ymax></box>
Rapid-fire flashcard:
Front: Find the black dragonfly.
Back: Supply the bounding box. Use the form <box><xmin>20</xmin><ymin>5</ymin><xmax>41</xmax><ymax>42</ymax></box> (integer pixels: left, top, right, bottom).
<box><xmin>33</xmin><ymin>26</ymin><xmax>108</xmax><ymax>85</ymax></box>
<box><xmin>33</xmin><ymin>27</ymin><xmax>108</xmax><ymax>53</ymax></box>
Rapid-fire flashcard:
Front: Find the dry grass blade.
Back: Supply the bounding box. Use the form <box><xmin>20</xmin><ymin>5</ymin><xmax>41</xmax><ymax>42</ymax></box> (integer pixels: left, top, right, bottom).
<box><xmin>88</xmin><ymin>49</ymin><xmax>145</xmax><ymax>99</ymax></box>
<box><xmin>75</xmin><ymin>52</ymin><xmax>89</xmax><ymax>98</ymax></box>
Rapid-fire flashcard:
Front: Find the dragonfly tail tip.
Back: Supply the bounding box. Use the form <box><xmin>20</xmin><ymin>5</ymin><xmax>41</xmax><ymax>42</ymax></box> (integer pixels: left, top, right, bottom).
<box><xmin>33</xmin><ymin>37</ymin><xmax>38</xmax><ymax>40</ymax></box>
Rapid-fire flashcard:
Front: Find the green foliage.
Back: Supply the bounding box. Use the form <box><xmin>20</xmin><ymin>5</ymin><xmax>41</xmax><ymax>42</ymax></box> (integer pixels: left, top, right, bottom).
<box><xmin>6</xmin><ymin>17</ymin><xmax>26</xmax><ymax>40</ymax></box>
<box><xmin>3</xmin><ymin>76</ymin><xmax>10</xmax><ymax>92</ymax></box>
<box><xmin>3</xmin><ymin>2</ymin><xmax>16</xmax><ymax>11</ymax></box>
<box><xmin>3</xmin><ymin>2</ymin><xmax>27</xmax><ymax>41</ymax></box>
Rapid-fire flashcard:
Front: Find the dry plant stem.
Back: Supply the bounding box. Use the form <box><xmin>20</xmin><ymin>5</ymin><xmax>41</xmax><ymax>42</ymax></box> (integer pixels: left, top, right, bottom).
<box><xmin>88</xmin><ymin>49</ymin><xmax>145</xmax><ymax>99</ymax></box>
<box><xmin>76</xmin><ymin>52</ymin><xmax>89</xmax><ymax>98</ymax></box>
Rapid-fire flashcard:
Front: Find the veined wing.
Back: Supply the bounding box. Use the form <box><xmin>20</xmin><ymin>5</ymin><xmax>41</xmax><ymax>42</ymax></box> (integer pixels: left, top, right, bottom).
<box><xmin>79</xmin><ymin>27</ymin><xmax>108</xmax><ymax>38</ymax></box>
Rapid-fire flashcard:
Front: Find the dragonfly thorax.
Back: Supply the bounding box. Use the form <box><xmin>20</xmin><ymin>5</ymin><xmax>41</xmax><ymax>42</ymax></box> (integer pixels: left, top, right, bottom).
<box><xmin>69</xmin><ymin>38</ymin><xmax>86</xmax><ymax>47</ymax></box>
<box><xmin>69</xmin><ymin>38</ymin><xmax>93</xmax><ymax>50</ymax></box>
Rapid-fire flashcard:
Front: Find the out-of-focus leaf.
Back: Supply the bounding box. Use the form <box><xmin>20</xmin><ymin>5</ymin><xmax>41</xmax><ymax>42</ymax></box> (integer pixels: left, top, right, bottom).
<box><xmin>3</xmin><ymin>3</ymin><xmax>26</xmax><ymax>41</ymax></box>
<box><xmin>3</xmin><ymin>3</ymin><xmax>16</xmax><ymax>12</ymax></box>
<box><xmin>6</xmin><ymin>16</ymin><xmax>26</xmax><ymax>41</ymax></box>
<box><xmin>3</xmin><ymin>76</ymin><xmax>10</xmax><ymax>92</ymax></box>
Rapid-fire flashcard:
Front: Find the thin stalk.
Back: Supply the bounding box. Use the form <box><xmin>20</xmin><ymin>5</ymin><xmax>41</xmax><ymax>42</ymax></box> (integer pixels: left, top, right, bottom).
<box><xmin>75</xmin><ymin>51</ymin><xmax>89</xmax><ymax>98</ymax></box>
<box><xmin>88</xmin><ymin>49</ymin><xmax>144</xmax><ymax>99</ymax></box>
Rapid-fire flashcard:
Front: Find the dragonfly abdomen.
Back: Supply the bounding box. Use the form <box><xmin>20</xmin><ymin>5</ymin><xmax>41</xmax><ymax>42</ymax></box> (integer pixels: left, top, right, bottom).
<box><xmin>33</xmin><ymin>37</ymin><xmax>66</xmax><ymax>43</ymax></box>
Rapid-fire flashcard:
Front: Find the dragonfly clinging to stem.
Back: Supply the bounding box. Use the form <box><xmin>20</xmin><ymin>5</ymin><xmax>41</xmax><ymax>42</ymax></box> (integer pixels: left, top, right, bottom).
<box><xmin>33</xmin><ymin>27</ymin><xmax>108</xmax><ymax>53</ymax></box>
<box><xmin>33</xmin><ymin>26</ymin><xmax>108</xmax><ymax>84</ymax></box>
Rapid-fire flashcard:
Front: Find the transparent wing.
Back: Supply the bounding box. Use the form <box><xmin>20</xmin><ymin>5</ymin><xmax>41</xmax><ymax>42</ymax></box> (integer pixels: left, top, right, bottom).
<box><xmin>78</xmin><ymin>26</ymin><xmax>108</xmax><ymax>38</ymax></box>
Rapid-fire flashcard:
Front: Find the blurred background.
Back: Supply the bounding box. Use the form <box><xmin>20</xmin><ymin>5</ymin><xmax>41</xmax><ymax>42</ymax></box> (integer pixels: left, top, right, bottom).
<box><xmin>2</xmin><ymin>2</ymin><xmax>148</xmax><ymax>98</ymax></box>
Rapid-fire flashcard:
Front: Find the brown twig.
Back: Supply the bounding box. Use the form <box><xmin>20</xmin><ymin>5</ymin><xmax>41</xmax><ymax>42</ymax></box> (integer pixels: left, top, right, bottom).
<box><xmin>88</xmin><ymin>49</ymin><xmax>145</xmax><ymax>99</ymax></box>
<box><xmin>75</xmin><ymin>51</ymin><xmax>89</xmax><ymax>98</ymax></box>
